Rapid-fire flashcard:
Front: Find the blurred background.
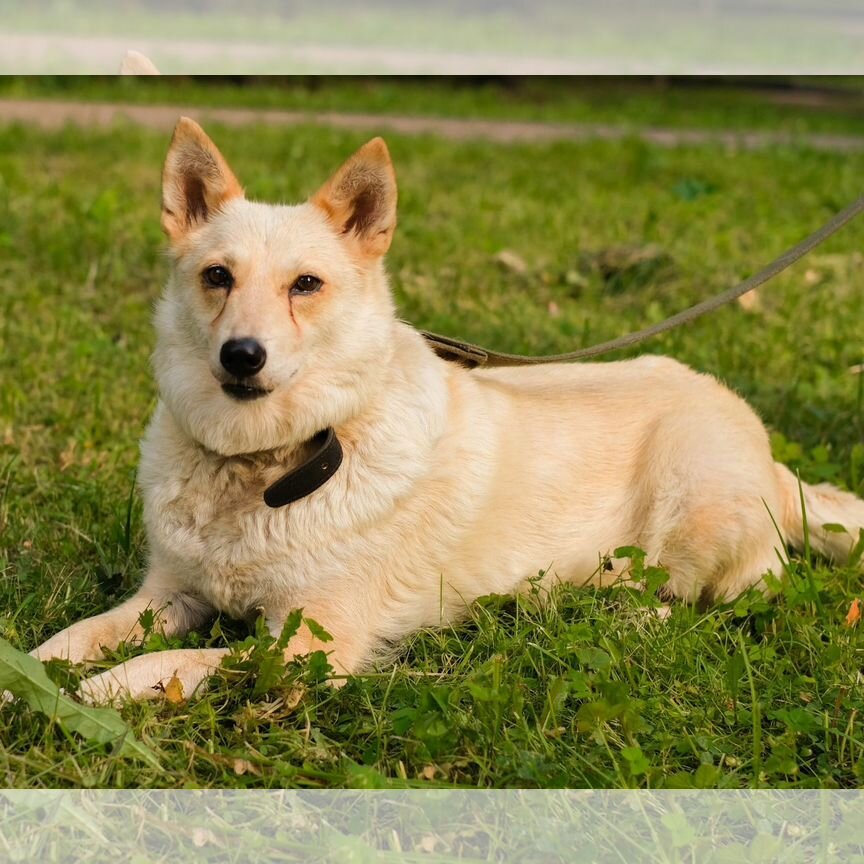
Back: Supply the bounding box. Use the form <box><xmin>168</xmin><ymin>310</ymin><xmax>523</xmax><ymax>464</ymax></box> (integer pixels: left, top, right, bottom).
<box><xmin>0</xmin><ymin>0</ymin><xmax>863</xmax><ymax>74</ymax></box>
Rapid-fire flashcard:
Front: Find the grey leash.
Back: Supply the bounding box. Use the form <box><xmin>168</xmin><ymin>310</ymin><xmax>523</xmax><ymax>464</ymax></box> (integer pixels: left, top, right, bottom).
<box><xmin>422</xmin><ymin>191</ymin><xmax>864</xmax><ymax>368</ymax></box>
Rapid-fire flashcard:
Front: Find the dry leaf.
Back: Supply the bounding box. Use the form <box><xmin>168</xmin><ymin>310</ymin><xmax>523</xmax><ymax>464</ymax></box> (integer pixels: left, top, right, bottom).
<box><xmin>587</xmin><ymin>244</ymin><xmax>673</xmax><ymax>293</ymax></box>
<box><xmin>59</xmin><ymin>440</ymin><xmax>77</xmax><ymax>471</ymax></box>
<box><xmin>192</xmin><ymin>828</ymin><xmax>216</xmax><ymax>847</ymax></box>
<box><xmin>846</xmin><ymin>598</ymin><xmax>861</xmax><ymax>627</ymax></box>
<box><xmin>232</xmin><ymin>758</ymin><xmax>261</xmax><ymax>777</ymax></box>
<box><xmin>284</xmin><ymin>685</ymin><xmax>305</xmax><ymax>710</ymax></box>
<box><xmin>494</xmin><ymin>249</ymin><xmax>528</xmax><ymax>275</ymax></box>
<box><xmin>162</xmin><ymin>672</ymin><xmax>185</xmax><ymax>704</ymax></box>
<box><xmin>544</xmin><ymin>725</ymin><xmax>566</xmax><ymax>739</ymax></box>
<box><xmin>419</xmin><ymin>764</ymin><xmax>436</xmax><ymax>780</ymax></box>
<box><xmin>737</xmin><ymin>289</ymin><xmax>761</xmax><ymax>312</ymax></box>
<box><xmin>417</xmin><ymin>835</ymin><xmax>438</xmax><ymax>853</ymax></box>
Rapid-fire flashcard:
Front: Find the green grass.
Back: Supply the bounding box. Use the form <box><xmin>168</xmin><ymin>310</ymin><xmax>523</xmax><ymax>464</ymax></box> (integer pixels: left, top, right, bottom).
<box><xmin>4</xmin><ymin>76</ymin><xmax>864</xmax><ymax>138</ymax></box>
<box><xmin>3</xmin><ymin>84</ymin><xmax>864</xmax><ymax>789</ymax></box>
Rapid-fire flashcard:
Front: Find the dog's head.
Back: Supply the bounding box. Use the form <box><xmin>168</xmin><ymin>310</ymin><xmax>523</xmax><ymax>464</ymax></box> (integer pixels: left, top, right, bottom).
<box><xmin>153</xmin><ymin>118</ymin><xmax>398</xmax><ymax>455</ymax></box>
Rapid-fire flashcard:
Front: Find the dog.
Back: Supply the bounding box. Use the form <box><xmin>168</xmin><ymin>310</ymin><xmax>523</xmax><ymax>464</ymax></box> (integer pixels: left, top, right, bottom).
<box><xmin>31</xmin><ymin>118</ymin><xmax>864</xmax><ymax>703</ymax></box>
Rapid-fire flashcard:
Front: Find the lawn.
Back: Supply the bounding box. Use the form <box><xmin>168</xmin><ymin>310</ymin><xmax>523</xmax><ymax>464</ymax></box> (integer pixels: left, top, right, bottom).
<box><xmin>2</xmin><ymin>80</ymin><xmax>864</xmax><ymax>790</ymax></box>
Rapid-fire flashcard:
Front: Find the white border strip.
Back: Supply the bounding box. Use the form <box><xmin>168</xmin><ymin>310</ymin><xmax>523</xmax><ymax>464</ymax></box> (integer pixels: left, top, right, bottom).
<box><xmin>1</xmin><ymin>790</ymin><xmax>862</xmax><ymax>861</ymax></box>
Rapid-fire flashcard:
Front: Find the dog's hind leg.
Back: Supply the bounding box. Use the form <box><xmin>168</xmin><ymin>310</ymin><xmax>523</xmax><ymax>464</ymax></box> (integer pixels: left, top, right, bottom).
<box><xmin>701</xmin><ymin>545</ymin><xmax>785</xmax><ymax>605</ymax></box>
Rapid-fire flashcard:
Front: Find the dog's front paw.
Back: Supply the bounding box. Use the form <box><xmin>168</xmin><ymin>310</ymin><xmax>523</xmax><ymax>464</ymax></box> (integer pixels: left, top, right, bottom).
<box><xmin>77</xmin><ymin>664</ymin><xmax>150</xmax><ymax>706</ymax></box>
<box><xmin>31</xmin><ymin>625</ymin><xmax>107</xmax><ymax>664</ymax></box>
<box><xmin>77</xmin><ymin>648</ymin><xmax>229</xmax><ymax>705</ymax></box>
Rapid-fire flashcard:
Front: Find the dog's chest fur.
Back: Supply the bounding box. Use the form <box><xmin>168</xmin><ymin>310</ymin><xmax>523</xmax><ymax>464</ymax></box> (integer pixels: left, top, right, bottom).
<box><xmin>138</xmin><ymin>409</ymin><xmax>346</xmax><ymax>618</ymax></box>
<box><xmin>136</xmin><ymin>394</ymin><xmax>454</xmax><ymax>623</ymax></box>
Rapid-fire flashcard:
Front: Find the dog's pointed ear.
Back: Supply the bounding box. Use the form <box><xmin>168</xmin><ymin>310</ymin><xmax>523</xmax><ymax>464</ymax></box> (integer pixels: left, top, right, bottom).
<box><xmin>119</xmin><ymin>49</ymin><xmax>160</xmax><ymax>75</ymax></box>
<box><xmin>311</xmin><ymin>138</ymin><xmax>397</xmax><ymax>259</ymax></box>
<box><xmin>161</xmin><ymin>117</ymin><xmax>243</xmax><ymax>243</ymax></box>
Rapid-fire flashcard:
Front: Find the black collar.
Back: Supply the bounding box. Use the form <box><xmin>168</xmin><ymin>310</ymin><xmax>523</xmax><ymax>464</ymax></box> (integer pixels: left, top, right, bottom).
<box><xmin>263</xmin><ymin>427</ymin><xmax>343</xmax><ymax>508</ymax></box>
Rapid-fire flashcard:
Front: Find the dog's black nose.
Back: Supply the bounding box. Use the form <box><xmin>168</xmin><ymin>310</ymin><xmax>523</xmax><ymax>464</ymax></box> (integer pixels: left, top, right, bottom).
<box><xmin>220</xmin><ymin>338</ymin><xmax>267</xmax><ymax>378</ymax></box>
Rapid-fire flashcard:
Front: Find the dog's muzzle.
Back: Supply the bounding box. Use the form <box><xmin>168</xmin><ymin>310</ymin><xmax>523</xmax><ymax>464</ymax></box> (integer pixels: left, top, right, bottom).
<box><xmin>219</xmin><ymin>338</ymin><xmax>272</xmax><ymax>400</ymax></box>
<box><xmin>221</xmin><ymin>381</ymin><xmax>272</xmax><ymax>401</ymax></box>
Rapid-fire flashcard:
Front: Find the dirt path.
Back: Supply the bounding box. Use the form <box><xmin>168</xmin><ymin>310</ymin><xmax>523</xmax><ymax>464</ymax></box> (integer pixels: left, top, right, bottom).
<box><xmin>2</xmin><ymin>97</ymin><xmax>864</xmax><ymax>153</ymax></box>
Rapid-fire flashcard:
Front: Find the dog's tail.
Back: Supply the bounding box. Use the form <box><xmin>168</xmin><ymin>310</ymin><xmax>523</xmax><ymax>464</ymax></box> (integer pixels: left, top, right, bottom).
<box><xmin>776</xmin><ymin>462</ymin><xmax>864</xmax><ymax>562</ymax></box>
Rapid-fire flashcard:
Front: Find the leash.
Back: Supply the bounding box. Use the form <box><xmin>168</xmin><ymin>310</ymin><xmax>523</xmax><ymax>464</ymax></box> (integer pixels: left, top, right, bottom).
<box><xmin>420</xmin><ymin>191</ymin><xmax>864</xmax><ymax>368</ymax></box>
<box><xmin>264</xmin><ymin>191</ymin><xmax>864</xmax><ymax>507</ymax></box>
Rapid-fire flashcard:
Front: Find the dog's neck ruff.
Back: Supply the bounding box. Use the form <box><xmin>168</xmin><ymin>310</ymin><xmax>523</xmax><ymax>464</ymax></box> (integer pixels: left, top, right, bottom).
<box><xmin>263</xmin><ymin>427</ymin><xmax>344</xmax><ymax>508</ymax></box>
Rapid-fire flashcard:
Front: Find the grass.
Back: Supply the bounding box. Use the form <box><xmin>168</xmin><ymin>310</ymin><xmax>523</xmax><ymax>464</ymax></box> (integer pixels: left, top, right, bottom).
<box><xmin>3</xmin><ymin>76</ymin><xmax>864</xmax><ymax>138</ymax></box>
<box><xmin>3</xmin><ymin>81</ymin><xmax>864</xmax><ymax>790</ymax></box>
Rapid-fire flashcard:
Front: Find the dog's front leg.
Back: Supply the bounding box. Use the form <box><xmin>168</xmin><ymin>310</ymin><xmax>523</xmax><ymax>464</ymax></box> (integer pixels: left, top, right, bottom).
<box><xmin>78</xmin><ymin>612</ymin><xmax>367</xmax><ymax>704</ymax></box>
<box><xmin>31</xmin><ymin>570</ymin><xmax>212</xmax><ymax>664</ymax></box>
<box><xmin>76</xmin><ymin>602</ymin><xmax>372</xmax><ymax>705</ymax></box>
<box><xmin>77</xmin><ymin>647</ymin><xmax>229</xmax><ymax>704</ymax></box>
<box><xmin>270</xmin><ymin>604</ymin><xmax>371</xmax><ymax>682</ymax></box>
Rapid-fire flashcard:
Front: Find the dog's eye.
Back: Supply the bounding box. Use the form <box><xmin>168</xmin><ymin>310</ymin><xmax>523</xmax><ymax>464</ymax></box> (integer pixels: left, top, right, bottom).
<box><xmin>291</xmin><ymin>274</ymin><xmax>323</xmax><ymax>295</ymax></box>
<box><xmin>203</xmin><ymin>265</ymin><xmax>234</xmax><ymax>290</ymax></box>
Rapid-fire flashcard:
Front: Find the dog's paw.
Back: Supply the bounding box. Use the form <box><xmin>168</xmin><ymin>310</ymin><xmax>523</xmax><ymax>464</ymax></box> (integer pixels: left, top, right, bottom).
<box><xmin>31</xmin><ymin>628</ymin><xmax>105</xmax><ymax>665</ymax></box>
<box><xmin>77</xmin><ymin>665</ymin><xmax>149</xmax><ymax>706</ymax></box>
<box><xmin>77</xmin><ymin>648</ymin><xmax>228</xmax><ymax>705</ymax></box>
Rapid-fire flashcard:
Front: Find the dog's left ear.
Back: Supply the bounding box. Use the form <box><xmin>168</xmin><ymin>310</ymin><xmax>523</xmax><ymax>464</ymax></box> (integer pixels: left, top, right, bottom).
<box><xmin>119</xmin><ymin>50</ymin><xmax>160</xmax><ymax>75</ymax></box>
<box><xmin>311</xmin><ymin>138</ymin><xmax>397</xmax><ymax>259</ymax></box>
<box><xmin>161</xmin><ymin>117</ymin><xmax>244</xmax><ymax>244</ymax></box>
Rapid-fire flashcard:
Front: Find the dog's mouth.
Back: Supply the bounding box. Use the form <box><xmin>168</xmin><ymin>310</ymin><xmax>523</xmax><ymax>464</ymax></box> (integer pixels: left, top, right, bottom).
<box><xmin>221</xmin><ymin>381</ymin><xmax>273</xmax><ymax>402</ymax></box>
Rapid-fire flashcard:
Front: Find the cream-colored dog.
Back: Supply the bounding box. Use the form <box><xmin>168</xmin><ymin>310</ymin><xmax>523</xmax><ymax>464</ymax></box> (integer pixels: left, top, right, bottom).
<box><xmin>32</xmin><ymin>119</ymin><xmax>864</xmax><ymax>703</ymax></box>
